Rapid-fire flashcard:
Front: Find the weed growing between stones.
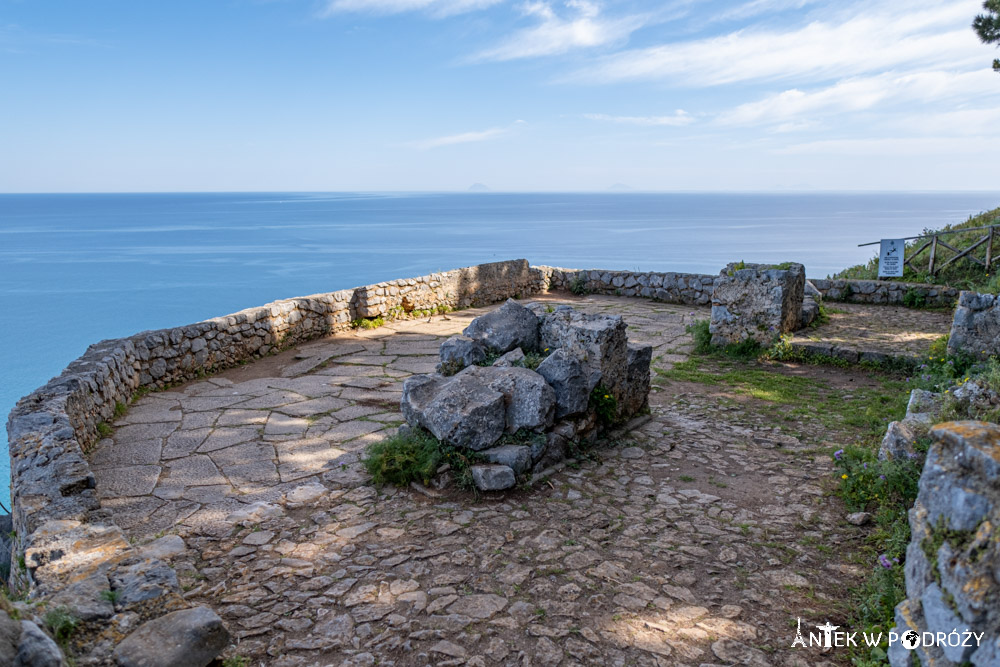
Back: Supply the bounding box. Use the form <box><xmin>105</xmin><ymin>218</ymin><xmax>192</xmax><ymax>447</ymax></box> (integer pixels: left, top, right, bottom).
<box><xmin>44</xmin><ymin>606</ymin><xmax>79</xmax><ymax>652</ymax></box>
<box><xmin>222</xmin><ymin>656</ymin><xmax>250</xmax><ymax>667</ymax></box>
<box><xmin>686</xmin><ymin>319</ymin><xmax>713</xmax><ymax>355</ymax></box>
<box><xmin>685</xmin><ymin>319</ymin><xmax>763</xmax><ymax>359</ymax></box>
<box><xmin>589</xmin><ymin>385</ymin><xmax>618</xmax><ymax>426</ymax></box>
<box><xmin>96</xmin><ymin>422</ymin><xmax>112</xmax><ymax>438</ymax></box>
<box><xmin>569</xmin><ymin>274</ymin><xmax>589</xmax><ymax>295</ymax></box>
<box><xmin>351</xmin><ymin>316</ymin><xmax>386</xmax><ymax>330</ymax></box>
<box><xmin>362</xmin><ymin>428</ymin><xmax>479</xmax><ymax>490</ymax></box>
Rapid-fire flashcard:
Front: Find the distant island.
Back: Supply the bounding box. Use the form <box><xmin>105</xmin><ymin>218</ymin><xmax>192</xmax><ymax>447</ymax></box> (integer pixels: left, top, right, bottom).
<box><xmin>468</xmin><ymin>183</ymin><xmax>491</xmax><ymax>192</ymax></box>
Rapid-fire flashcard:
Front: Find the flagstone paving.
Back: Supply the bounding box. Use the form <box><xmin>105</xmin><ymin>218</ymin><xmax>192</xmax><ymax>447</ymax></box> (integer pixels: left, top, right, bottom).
<box><xmin>89</xmin><ymin>294</ymin><xmax>910</xmax><ymax>666</ymax></box>
<box><xmin>791</xmin><ymin>301</ymin><xmax>952</xmax><ymax>364</ymax></box>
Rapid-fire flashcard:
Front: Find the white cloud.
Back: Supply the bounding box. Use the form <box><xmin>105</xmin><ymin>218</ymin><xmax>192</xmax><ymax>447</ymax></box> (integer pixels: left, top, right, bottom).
<box><xmin>321</xmin><ymin>0</ymin><xmax>502</xmax><ymax>17</ymax></box>
<box><xmin>406</xmin><ymin>121</ymin><xmax>524</xmax><ymax>149</ymax></box>
<box><xmin>583</xmin><ymin>110</ymin><xmax>694</xmax><ymax>126</ymax></box>
<box><xmin>717</xmin><ymin>69</ymin><xmax>999</xmax><ymax>126</ymax></box>
<box><xmin>716</xmin><ymin>0</ymin><xmax>820</xmax><ymax>23</ymax></box>
<box><xmin>471</xmin><ymin>0</ymin><xmax>646</xmax><ymax>61</ymax></box>
<box><xmin>776</xmin><ymin>136</ymin><xmax>1000</xmax><ymax>156</ymax></box>
<box><xmin>569</xmin><ymin>0</ymin><xmax>984</xmax><ymax>86</ymax></box>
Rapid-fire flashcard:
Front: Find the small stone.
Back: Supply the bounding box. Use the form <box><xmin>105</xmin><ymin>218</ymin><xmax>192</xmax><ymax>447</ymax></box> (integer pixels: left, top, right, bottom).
<box><xmin>113</xmin><ymin>607</ymin><xmax>230</xmax><ymax>667</ymax></box>
<box><xmin>446</xmin><ymin>594</ymin><xmax>507</xmax><ymax>619</ymax></box>
<box><xmin>242</xmin><ymin>531</ymin><xmax>274</xmax><ymax>546</ymax></box>
<box><xmin>429</xmin><ymin>640</ymin><xmax>467</xmax><ymax>658</ymax></box>
<box><xmin>283</xmin><ymin>482</ymin><xmax>326</xmax><ymax>507</ymax></box>
<box><xmin>846</xmin><ymin>512</ymin><xmax>872</xmax><ymax>526</ymax></box>
<box><xmin>470</xmin><ymin>465</ymin><xmax>516</xmax><ymax>491</ymax></box>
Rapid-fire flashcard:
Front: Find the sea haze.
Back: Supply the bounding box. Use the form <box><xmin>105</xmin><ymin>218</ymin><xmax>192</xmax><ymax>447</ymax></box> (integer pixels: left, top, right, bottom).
<box><xmin>1</xmin><ymin>191</ymin><xmax>998</xmax><ymax>503</ymax></box>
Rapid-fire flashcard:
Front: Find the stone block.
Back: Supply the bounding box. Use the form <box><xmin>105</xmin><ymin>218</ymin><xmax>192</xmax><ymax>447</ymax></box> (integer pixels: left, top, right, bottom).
<box><xmin>438</xmin><ymin>335</ymin><xmax>486</xmax><ymax>375</ymax></box>
<box><xmin>459</xmin><ymin>366</ymin><xmax>555</xmax><ymax>433</ymax></box>
<box><xmin>113</xmin><ymin>606</ymin><xmax>230</xmax><ymax>667</ymax></box>
<box><xmin>463</xmin><ymin>299</ymin><xmax>539</xmax><ymax>353</ymax></box>
<box><xmin>709</xmin><ymin>262</ymin><xmax>805</xmax><ymax>346</ymax></box>
<box><xmin>471</xmin><ymin>465</ymin><xmax>516</xmax><ymax>491</ymax></box>
<box><xmin>621</xmin><ymin>343</ymin><xmax>652</xmax><ymax>417</ymax></box>
<box><xmin>400</xmin><ymin>374</ymin><xmax>506</xmax><ymax>451</ymax></box>
<box><xmin>948</xmin><ymin>291</ymin><xmax>1000</xmax><ymax>359</ymax></box>
<box><xmin>535</xmin><ymin>349</ymin><xmax>589</xmax><ymax>418</ymax></box>
<box><xmin>539</xmin><ymin>309</ymin><xmax>628</xmax><ymax>402</ymax></box>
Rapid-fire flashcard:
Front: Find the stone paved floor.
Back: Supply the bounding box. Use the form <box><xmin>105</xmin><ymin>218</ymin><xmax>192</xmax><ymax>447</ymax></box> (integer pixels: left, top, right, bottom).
<box><xmin>791</xmin><ymin>302</ymin><xmax>952</xmax><ymax>361</ymax></box>
<box><xmin>93</xmin><ymin>295</ymin><xmax>875</xmax><ymax>667</ymax></box>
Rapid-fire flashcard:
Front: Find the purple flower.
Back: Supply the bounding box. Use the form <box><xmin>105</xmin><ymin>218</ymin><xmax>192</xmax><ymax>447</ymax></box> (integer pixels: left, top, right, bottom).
<box><xmin>834</xmin><ymin>449</ymin><xmax>844</xmax><ymax>460</ymax></box>
<box><xmin>878</xmin><ymin>554</ymin><xmax>893</xmax><ymax>568</ymax></box>
<box><xmin>863</xmin><ymin>462</ymin><xmax>868</xmax><ymax>469</ymax></box>
<box><xmin>879</xmin><ymin>474</ymin><xmax>886</xmax><ymax>480</ymax></box>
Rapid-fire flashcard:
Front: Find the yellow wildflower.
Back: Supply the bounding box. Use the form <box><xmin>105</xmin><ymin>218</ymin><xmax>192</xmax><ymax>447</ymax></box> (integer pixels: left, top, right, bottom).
<box><xmin>841</xmin><ymin>474</ymin><xmax>848</xmax><ymax>479</ymax></box>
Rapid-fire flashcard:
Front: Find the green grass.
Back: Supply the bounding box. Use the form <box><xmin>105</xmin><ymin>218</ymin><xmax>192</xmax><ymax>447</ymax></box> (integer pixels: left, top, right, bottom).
<box><xmin>44</xmin><ymin>606</ymin><xmax>79</xmax><ymax>648</ymax></box>
<box><xmin>362</xmin><ymin>428</ymin><xmax>480</xmax><ymax>489</ymax></box>
<box><xmin>96</xmin><ymin>421</ymin><xmax>113</xmax><ymax>438</ymax></box>
<box><xmin>655</xmin><ymin>355</ymin><xmax>908</xmax><ymax>439</ymax></box>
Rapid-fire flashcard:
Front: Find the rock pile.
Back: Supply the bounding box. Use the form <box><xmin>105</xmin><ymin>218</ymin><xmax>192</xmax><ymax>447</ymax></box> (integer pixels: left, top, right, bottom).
<box><xmin>401</xmin><ymin>300</ymin><xmax>651</xmax><ymax>490</ymax></box>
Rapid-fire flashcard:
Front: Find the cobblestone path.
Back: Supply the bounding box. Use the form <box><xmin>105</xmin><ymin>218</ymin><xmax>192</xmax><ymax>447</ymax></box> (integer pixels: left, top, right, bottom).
<box><xmin>93</xmin><ymin>295</ymin><xmax>873</xmax><ymax>666</ymax></box>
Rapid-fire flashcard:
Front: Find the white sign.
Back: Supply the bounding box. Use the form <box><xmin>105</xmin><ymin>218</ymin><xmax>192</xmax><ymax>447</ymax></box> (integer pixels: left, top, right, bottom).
<box><xmin>879</xmin><ymin>239</ymin><xmax>904</xmax><ymax>277</ymax></box>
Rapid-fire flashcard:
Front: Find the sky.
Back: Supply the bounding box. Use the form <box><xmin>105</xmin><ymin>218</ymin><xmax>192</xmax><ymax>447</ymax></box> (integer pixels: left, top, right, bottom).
<box><xmin>1</xmin><ymin>0</ymin><xmax>999</xmax><ymax>192</ymax></box>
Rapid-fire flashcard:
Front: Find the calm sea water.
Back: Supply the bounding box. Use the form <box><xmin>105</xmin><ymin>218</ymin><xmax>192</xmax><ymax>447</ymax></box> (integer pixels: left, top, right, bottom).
<box><xmin>2</xmin><ymin>191</ymin><xmax>999</xmax><ymax>505</ymax></box>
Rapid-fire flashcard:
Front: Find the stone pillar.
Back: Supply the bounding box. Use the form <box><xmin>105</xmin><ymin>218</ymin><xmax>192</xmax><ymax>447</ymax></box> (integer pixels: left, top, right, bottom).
<box><xmin>709</xmin><ymin>262</ymin><xmax>805</xmax><ymax>346</ymax></box>
<box><xmin>947</xmin><ymin>291</ymin><xmax>1000</xmax><ymax>359</ymax></box>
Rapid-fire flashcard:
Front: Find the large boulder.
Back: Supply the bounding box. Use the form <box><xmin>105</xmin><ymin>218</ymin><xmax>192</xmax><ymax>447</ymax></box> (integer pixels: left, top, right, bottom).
<box><xmin>463</xmin><ymin>299</ymin><xmax>539</xmax><ymax>353</ymax></box>
<box><xmin>459</xmin><ymin>366</ymin><xmax>556</xmax><ymax>433</ymax></box>
<box><xmin>113</xmin><ymin>606</ymin><xmax>230</xmax><ymax>667</ymax></box>
<box><xmin>539</xmin><ymin>308</ymin><xmax>628</xmax><ymax>401</ymax></box>
<box><xmin>535</xmin><ymin>349</ymin><xmax>589</xmax><ymax>418</ymax></box>
<box><xmin>401</xmin><ymin>374</ymin><xmax>506</xmax><ymax>451</ymax></box>
<box><xmin>479</xmin><ymin>445</ymin><xmax>532</xmax><ymax>475</ymax></box>
<box><xmin>438</xmin><ymin>335</ymin><xmax>486</xmax><ymax>375</ymax></box>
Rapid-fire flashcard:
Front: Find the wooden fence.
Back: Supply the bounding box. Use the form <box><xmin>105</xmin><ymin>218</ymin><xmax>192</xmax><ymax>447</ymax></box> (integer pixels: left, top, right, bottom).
<box><xmin>859</xmin><ymin>222</ymin><xmax>1000</xmax><ymax>277</ymax></box>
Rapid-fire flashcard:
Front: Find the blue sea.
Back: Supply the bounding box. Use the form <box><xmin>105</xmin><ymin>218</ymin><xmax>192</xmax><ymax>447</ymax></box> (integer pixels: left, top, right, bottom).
<box><xmin>2</xmin><ymin>191</ymin><xmax>999</xmax><ymax>506</ymax></box>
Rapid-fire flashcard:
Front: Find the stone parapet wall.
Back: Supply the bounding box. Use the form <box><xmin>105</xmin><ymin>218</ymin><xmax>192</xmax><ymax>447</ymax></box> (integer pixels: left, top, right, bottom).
<box><xmin>4</xmin><ymin>258</ymin><xmax>542</xmax><ymax>664</ymax></box>
<box><xmin>811</xmin><ymin>278</ymin><xmax>960</xmax><ymax>307</ymax></box>
<box><xmin>540</xmin><ymin>266</ymin><xmax>716</xmax><ymax>305</ymax></box>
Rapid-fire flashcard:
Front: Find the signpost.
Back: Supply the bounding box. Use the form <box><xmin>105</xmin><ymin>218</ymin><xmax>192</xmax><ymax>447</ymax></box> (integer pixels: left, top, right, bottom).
<box><xmin>879</xmin><ymin>239</ymin><xmax>904</xmax><ymax>278</ymax></box>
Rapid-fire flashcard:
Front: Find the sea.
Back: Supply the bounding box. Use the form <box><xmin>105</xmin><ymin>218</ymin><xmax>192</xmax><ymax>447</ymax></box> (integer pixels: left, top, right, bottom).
<box><xmin>2</xmin><ymin>191</ymin><xmax>999</xmax><ymax>506</ymax></box>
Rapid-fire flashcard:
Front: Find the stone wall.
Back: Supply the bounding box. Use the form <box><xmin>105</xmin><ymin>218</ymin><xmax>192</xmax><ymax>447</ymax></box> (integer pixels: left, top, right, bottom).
<box><xmin>539</xmin><ymin>266</ymin><xmax>716</xmax><ymax>305</ymax></box>
<box><xmin>891</xmin><ymin>421</ymin><xmax>1000</xmax><ymax>667</ymax></box>
<box><xmin>947</xmin><ymin>291</ymin><xmax>1000</xmax><ymax>360</ymax></box>
<box><xmin>4</xmin><ymin>259</ymin><xmax>543</xmax><ymax>665</ymax></box>
<box><xmin>811</xmin><ymin>278</ymin><xmax>960</xmax><ymax>307</ymax></box>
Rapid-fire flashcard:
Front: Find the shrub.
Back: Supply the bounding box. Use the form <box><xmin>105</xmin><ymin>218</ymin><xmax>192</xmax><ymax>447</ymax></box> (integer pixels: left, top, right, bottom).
<box><xmin>569</xmin><ymin>274</ymin><xmax>589</xmax><ymax>295</ymax></box>
<box><xmin>686</xmin><ymin>319</ymin><xmax>713</xmax><ymax>355</ymax></box>
<box><xmin>351</xmin><ymin>316</ymin><xmax>385</xmax><ymax>330</ymax></box>
<box><xmin>901</xmin><ymin>287</ymin><xmax>928</xmax><ymax>309</ymax></box>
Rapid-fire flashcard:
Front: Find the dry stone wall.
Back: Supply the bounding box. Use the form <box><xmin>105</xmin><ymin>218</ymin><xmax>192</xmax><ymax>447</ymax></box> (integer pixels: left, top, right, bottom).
<box><xmin>540</xmin><ymin>267</ymin><xmax>716</xmax><ymax>305</ymax></box>
<box><xmin>811</xmin><ymin>278</ymin><xmax>960</xmax><ymax>307</ymax></box>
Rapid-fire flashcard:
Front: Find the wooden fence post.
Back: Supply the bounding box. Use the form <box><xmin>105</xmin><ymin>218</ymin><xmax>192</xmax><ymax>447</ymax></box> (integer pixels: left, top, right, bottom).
<box><xmin>929</xmin><ymin>235</ymin><xmax>938</xmax><ymax>276</ymax></box>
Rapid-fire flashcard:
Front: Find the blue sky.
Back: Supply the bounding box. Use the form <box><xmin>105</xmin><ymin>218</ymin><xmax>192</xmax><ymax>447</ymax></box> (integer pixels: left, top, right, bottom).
<box><xmin>2</xmin><ymin>0</ymin><xmax>999</xmax><ymax>191</ymax></box>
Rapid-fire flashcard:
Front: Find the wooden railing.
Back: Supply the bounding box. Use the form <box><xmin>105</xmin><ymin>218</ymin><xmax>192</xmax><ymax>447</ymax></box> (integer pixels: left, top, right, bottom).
<box><xmin>859</xmin><ymin>222</ymin><xmax>1000</xmax><ymax>277</ymax></box>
